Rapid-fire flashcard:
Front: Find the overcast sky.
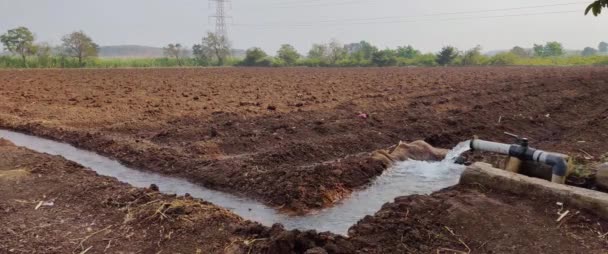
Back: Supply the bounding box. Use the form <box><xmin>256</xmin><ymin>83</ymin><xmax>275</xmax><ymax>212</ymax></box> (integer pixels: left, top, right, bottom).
<box><xmin>1</xmin><ymin>0</ymin><xmax>606</xmax><ymax>53</ymax></box>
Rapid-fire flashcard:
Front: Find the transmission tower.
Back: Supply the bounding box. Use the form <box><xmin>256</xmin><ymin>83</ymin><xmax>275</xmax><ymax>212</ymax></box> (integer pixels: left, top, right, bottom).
<box><xmin>209</xmin><ymin>0</ymin><xmax>231</xmax><ymax>39</ymax></box>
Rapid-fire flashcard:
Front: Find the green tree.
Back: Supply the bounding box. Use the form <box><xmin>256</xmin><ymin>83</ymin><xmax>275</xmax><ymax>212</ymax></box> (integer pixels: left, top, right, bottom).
<box><xmin>461</xmin><ymin>45</ymin><xmax>485</xmax><ymax>65</ymax></box>
<box><xmin>328</xmin><ymin>39</ymin><xmax>347</xmax><ymax>65</ymax></box>
<box><xmin>599</xmin><ymin>41</ymin><xmax>608</xmax><ymax>53</ymax></box>
<box><xmin>489</xmin><ymin>52</ymin><xmax>518</xmax><ymax>66</ymax></box>
<box><xmin>544</xmin><ymin>42</ymin><xmax>564</xmax><ymax>57</ymax></box>
<box><xmin>412</xmin><ymin>53</ymin><xmax>437</xmax><ymax>66</ymax></box>
<box><xmin>436</xmin><ymin>46</ymin><xmax>459</xmax><ymax>66</ymax></box>
<box><xmin>199</xmin><ymin>32</ymin><xmax>230</xmax><ymax>66</ymax></box>
<box><xmin>371</xmin><ymin>49</ymin><xmax>397</xmax><ymax>67</ymax></box>
<box><xmin>54</xmin><ymin>45</ymin><xmax>69</xmax><ymax>68</ymax></box>
<box><xmin>35</xmin><ymin>42</ymin><xmax>52</xmax><ymax>67</ymax></box>
<box><xmin>0</xmin><ymin>27</ymin><xmax>36</xmax><ymax>66</ymax></box>
<box><xmin>357</xmin><ymin>41</ymin><xmax>377</xmax><ymax>60</ymax></box>
<box><xmin>163</xmin><ymin>43</ymin><xmax>185</xmax><ymax>66</ymax></box>
<box><xmin>308</xmin><ymin>43</ymin><xmax>327</xmax><ymax>59</ymax></box>
<box><xmin>241</xmin><ymin>47</ymin><xmax>271</xmax><ymax>66</ymax></box>
<box><xmin>192</xmin><ymin>44</ymin><xmax>211</xmax><ymax>66</ymax></box>
<box><xmin>345</xmin><ymin>41</ymin><xmax>377</xmax><ymax>62</ymax></box>
<box><xmin>61</xmin><ymin>31</ymin><xmax>99</xmax><ymax>66</ymax></box>
<box><xmin>582</xmin><ymin>47</ymin><xmax>598</xmax><ymax>56</ymax></box>
<box><xmin>396</xmin><ymin>45</ymin><xmax>420</xmax><ymax>59</ymax></box>
<box><xmin>533</xmin><ymin>42</ymin><xmax>564</xmax><ymax>57</ymax></box>
<box><xmin>276</xmin><ymin>44</ymin><xmax>300</xmax><ymax>66</ymax></box>
<box><xmin>533</xmin><ymin>44</ymin><xmax>545</xmax><ymax>57</ymax></box>
<box><xmin>586</xmin><ymin>0</ymin><xmax>608</xmax><ymax>16</ymax></box>
<box><xmin>510</xmin><ymin>46</ymin><xmax>530</xmax><ymax>57</ymax></box>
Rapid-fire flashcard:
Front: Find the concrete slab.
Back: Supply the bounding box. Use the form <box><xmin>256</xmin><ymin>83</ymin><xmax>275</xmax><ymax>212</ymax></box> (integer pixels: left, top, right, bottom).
<box><xmin>460</xmin><ymin>162</ymin><xmax>608</xmax><ymax>220</ymax></box>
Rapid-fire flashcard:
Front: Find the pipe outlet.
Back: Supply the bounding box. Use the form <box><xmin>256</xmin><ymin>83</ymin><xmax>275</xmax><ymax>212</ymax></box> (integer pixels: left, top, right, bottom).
<box><xmin>470</xmin><ymin>138</ymin><xmax>569</xmax><ymax>184</ymax></box>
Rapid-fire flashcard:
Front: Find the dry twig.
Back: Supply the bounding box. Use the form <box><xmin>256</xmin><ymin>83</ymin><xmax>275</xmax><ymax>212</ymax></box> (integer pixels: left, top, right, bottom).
<box><xmin>437</xmin><ymin>247</ymin><xmax>468</xmax><ymax>254</ymax></box>
<box><xmin>104</xmin><ymin>239</ymin><xmax>112</xmax><ymax>252</ymax></box>
<box><xmin>245</xmin><ymin>238</ymin><xmax>268</xmax><ymax>254</ymax></box>
<box><xmin>443</xmin><ymin>226</ymin><xmax>471</xmax><ymax>254</ymax></box>
<box><xmin>72</xmin><ymin>225</ymin><xmax>113</xmax><ymax>254</ymax></box>
<box><xmin>578</xmin><ymin>149</ymin><xmax>594</xmax><ymax>159</ymax></box>
<box><xmin>78</xmin><ymin>246</ymin><xmax>93</xmax><ymax>254</ymax></box>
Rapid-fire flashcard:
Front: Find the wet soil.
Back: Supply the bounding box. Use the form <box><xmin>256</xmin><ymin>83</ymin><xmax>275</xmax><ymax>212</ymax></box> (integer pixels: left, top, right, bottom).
<box><xmin>2</xmin><ymin>140</ymin><xmax>607</xmax><ymax>253</ymax></box>
<box><xmin>1</xmin><ymin>67</ymin><xmax>607</xmax><ymax>212</ymax></box>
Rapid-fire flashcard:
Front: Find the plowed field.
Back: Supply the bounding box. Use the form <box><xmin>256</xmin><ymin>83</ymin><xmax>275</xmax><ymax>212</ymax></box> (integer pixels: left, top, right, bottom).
<box><xmin>1</xmin><ymin>67</ymin><xmax>607</xmax><ymax>212</ymax></box>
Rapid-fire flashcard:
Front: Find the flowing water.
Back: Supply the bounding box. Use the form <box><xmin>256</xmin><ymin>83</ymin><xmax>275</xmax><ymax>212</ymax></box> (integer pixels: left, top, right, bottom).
<box><xmin>0</xmin><ymin>129</ymin><xmax>470</xmax><ymax>235</ymax></box>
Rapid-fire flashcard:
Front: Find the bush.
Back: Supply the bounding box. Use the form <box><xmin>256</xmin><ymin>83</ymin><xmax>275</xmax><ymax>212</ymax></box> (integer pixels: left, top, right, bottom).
<box><xmin>436</xmin><ymin>46</ymin><xmax>459</xmax><ymax>66</ymax></box>
<box><xmin>298</xmin><ymin>58</ymin><xmax>329</xmax><ymax>67</ymax></box>
<box><xmin>397</xmin><ymin>54</ymin><xmax>437</xmax><ymax>66</ymax></box>
<box><xmin>2</xmin><ymin>52</ymin><xmax>608</xmax><ymax>69</ymax></box>
<box><xmin>240</xmin><ymin>47</ymin><xmax>273</xmax><ymax>67</ymax></box>
<box><xmin>461</xmin><ymin>46</ymin><xmax>489</xmax><ymax>65</ymax></box>
<box><xmin>276</xmin><ymin>44</ymin><xmax>300</xmax><ymax>66</ymax></box>
<box><xmin>336</xmin><ymin>57</ymin><xmax>369</xmax><ymax>67</ymax></box>
<box><xmin>372</xmin><ymin>49</ymin><xmax>397</xmax><ymax>67</ymax></box>
<box><xmin>489</xmin><ymin>52</ymin><xmax>519</xmax><ymax>66</ymax></box>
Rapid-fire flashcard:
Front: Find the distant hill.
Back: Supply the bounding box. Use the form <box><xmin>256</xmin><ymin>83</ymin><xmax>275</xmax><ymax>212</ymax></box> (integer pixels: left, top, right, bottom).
<box><xmin>99</xmin><ymin>45</ymin><xmax>166</xmax><ymax>58</ymax></box>
<box><xmin>231</xmin><ymin>49</ymin><xmax>246</xmax><ymax>58</ymax></box>
<box><xmin>484</xmin><ymin>50</ymin><xmax>508</xmax><ymax>56</ymax></box>
<box><xmin>99</xmin><ymin>45</ymin><xmax>246</xmax><ymax>59</ymax></box>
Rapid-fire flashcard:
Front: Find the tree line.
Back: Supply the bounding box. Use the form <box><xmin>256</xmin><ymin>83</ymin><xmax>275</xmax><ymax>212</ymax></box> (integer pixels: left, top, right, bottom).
<box><xmin>2</xmin><ymin>26</ymin><xmax>608</xmax><ymax>68</ymax></box>
<box><xmin>1</xmin><ymin>27</ymin><xmax>99</xmax><ymax>67</ymax></box>
<box><xmin>239</xmin><ymin>40</ymin><xmax>608</xmax><ymax>67</ymax></box>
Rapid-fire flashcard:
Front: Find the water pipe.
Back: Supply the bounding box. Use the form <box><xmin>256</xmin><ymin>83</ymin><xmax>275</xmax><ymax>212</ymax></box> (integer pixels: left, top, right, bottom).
<box><xmin>469</xmin><ymin>135</ymin><xmax>569</xmax><ymax>184</ymax></box>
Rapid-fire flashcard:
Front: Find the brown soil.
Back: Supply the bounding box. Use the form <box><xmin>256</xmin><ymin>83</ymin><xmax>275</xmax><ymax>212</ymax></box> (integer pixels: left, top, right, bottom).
<box><xmin>2</xmin><ymin>140</ymin><xmax>607</xmax><ymax>253</ymax></box>
<box><xmin>1</xmin><ymin>67</ymin><xmax>607</xmax><ymax>213</ymax></box>
<box><xmin>0</xmin><ymin>138</ymin><xmax>245</xmax><ymax>253</ymax></box>
<box><xmin>0</xmin><ymin>139</ymin><xmax>355</xmax><ymax>254</ymax></box>
<box><xmin>349</xmin><ymin>184</ymin><xmax>608</xmax><ymax>253</ymax></box>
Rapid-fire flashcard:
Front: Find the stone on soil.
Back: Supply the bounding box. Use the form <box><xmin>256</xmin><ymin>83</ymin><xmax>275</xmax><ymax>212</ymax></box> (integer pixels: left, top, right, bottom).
<box><xmin>596</xmin><ymin>163</ymin><xmax>608</xmax><ymax>189</ymax></box>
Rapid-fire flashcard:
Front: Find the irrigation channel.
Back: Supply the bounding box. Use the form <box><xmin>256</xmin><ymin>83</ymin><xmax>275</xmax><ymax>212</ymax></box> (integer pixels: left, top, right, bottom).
<box><xmin>0</xmin><ymin>129</ymin><xmax>470</xmax><ymax>235</ymax></box>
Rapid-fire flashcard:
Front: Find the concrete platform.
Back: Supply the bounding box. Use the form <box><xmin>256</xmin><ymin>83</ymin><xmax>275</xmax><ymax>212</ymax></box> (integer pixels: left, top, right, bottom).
<box><xmin>460</xmin><ymin>162</ymin><xmax>608</xmax><ymax>220</ymax></box>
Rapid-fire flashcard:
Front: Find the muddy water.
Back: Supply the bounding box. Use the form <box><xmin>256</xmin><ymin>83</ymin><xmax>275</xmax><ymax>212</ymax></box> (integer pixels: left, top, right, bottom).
<box><xmin>0</xmin><ymin>130</ymin><xmax>467</xmax><ymax>235</ymax></box>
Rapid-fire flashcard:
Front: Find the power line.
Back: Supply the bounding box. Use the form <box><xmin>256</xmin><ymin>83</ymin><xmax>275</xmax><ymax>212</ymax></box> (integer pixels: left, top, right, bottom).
<box><xmin>237</xmin><ymin>0</ymin><xmax>367</xmax><ymax>8</ymax></box>
<box><xmin>238</xmin><ymin>0</ymin><xmax>586</xmax><ymax>10</ymax></box>
<box><xmin>270</xmin><ymin>0</ymin><xmax>367</xmax><ymax>8</ymax></box>
<box><xmin>232</xmin><ymin>1</ymin><xmax>587</xmax><ymax>26</ymax></box>
<box><xmin>252</xmin><ymin>0</ymin><xmax>328</xmax><ymax>5</ymax></box>
<box><xmin>316</xmin><ymin>1</ymin><xmax>588</xmax><ymax>22</ymax></box>
<box><xmin>230</xmin><ymin>10</ymin><xmax>581</xmax><ymax>29</ymax></box>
